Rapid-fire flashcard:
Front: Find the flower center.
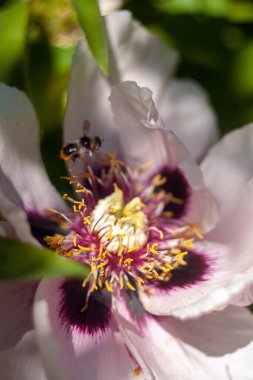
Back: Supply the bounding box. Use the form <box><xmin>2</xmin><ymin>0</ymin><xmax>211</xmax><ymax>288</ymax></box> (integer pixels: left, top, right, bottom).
<box><xmin>44</xmin><ymin>153</ymin><xmax>202</xmax><ymax>310</ymax></box>
<box><xmin>90</xmin><ymin>184</ymin><xmax>148</xmax><ymax>253</ymax></box>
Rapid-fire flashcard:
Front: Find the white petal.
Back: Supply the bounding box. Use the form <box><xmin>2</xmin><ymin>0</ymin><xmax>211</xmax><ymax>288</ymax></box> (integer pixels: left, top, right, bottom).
<box><xmin>230</xmin><ymin>283</ymin><xmax>253</xmax><ymax>306</ymax></box>
<box><xmin>63</xmin><ymin>10</ymin><xmax>176</xmax><ymax>155</ymax></box>
<box><xmin>0</xmin><ymin>331</ymin><xmax>47</xmax><ymax>380</ymax></box>
<box><xmin>113</xmin><ymin>295</ymin><xmax>219</xmax><ymax>380</ymax></box>
<box><xmin>0</xmin><ymin>83</ymin><xmax>66</xmax><ymax>215</ymax></box>
<box><xmin>0</xmin><ymin>281</ymin><xmax>38</xmax><ymax>350</ymax></box>
<box><xmin>110</xmin><ymin>81</ymin><xmax>218</xmax><ymax>232</ymax></box>
<box><xmin>63</xmin><ymin>42</ymin><xmax>116</xmax><ymax>153</ymax></box>
<box><xmin>140</xmin><ymin>240</ymin><xmax>234</xmax><ymax>319</ymax></box>
<box><xmin>170</xmin><ymin>305</ymin><xmax>253</xmax><ymax>356</ymax></box>
<box><xmin>105</xmin><ymin>11</ymin><xmax>178</xmax><ymax>86</ymax></box>
<box><xmin>206</xmin><ymin>178</ymin><xmax>253</xmax><ymax>307</ymax></box>
<box><xmin>167</xmin><ymin>306</ymin><xmax>253</xmax><ymax>380</ymax></box>
<box><xmin>34</xmin><ymin>278</ymin><xmax>145</xmax><ymax>380</ymax></box>
<box><xmin>143</xmin><ymin>178</ymin><xmax>253</xmax><ymax>319</ymax></box>
<box><xmin>157</xmin><ymin>79</ymin><xmax>218</xmax><ymax>161</ymax></box>
<box><xmin>201</xmin><ymin>123</ymin><xmax>253</xmax><ymax>206</ymax></box>
<box><xmin>116</xmin><ymin>295</ymin><xmax>253</xmax><ymax>379</ymax></box>
<box><xmin>106</xmin><ymin>11</ymin><xmax>217</xmax><ymax>160</ymax></box>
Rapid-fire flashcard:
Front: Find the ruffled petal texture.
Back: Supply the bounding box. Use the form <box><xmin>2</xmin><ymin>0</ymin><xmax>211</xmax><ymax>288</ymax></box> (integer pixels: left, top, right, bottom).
<box><xmin>64</xmin><ymin>11</ymin><xmax>217</xmax><ymax>162</ymax></box>
<box><xmin>169</xmin><ymin>305</ymin><xmax>253</xmax><ymax>357</ymax></box>
<box><xmin>113</xmin><ymin>294</ymin><xmax>220</xmax><ymax>380</ymax></box>
<box><xmin>0</xmin><ymin>83</ymin><xmax>65</xmax><ymax>217</ymax></box>
<box><xmin>106</xmin><ymin>11</ymin><xmax>217</xmax><ymax>160</ymax></box>
<box><xmin>109</xmin><ymin>81</ymin><xmax>218</xmax><ymax>232</ymax></box>
<box><xmin>167</xmin><ymin>305</ymin><xmax>253</xmax><ymax>380</ymax></box>
<box><xmin>34</xmin><ymin>278</ymin><xmax>146</xmax><ymax>380</ymax></box>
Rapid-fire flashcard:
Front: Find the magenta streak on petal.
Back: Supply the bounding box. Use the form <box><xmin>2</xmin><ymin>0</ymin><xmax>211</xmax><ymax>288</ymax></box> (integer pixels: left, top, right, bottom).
<box><xmin>152</xmin><ymin>166</ymin><xmax>191</xmax><ymax>219</ymax></box>
<box><xmin>59</xmin><ymin>280</ymin><xmax>112</xmax><ymax>335</ymax></box>
<box><xmin>153</xmin><ymin>251</ymin><xmax>210</xmax><ymax>293</ymax></box>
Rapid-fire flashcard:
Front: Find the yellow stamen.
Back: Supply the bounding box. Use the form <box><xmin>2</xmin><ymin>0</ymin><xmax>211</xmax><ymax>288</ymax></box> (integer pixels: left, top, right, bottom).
<box><xmin>127</xmin><ymin>245</ymin><xmax>140</xmax><ymax>253</ymax></box>
<box><xmin>73</xmin><ymin>235</ymin><xmax>78</xmax><ymax>247</ymax></box>
<box><xmin>189</xmin><ymin>224</ymin><xmax>203</xmax><ymax>239</ymax></box>
<box><xmin>119</xmin><ymin>275</ymin><xmax>124</xmax><ymax>289</ymax></box>
<box><xmin>105</xmin><ymin>280</ymin><xmax>113</xmax><ymax>292</ymax></box>
<box><xmin>97</xmin><ymin>260</ymin><xmax>109</xmax><ymax>269</ymax></box>
<box><xmin>83</xmin><ymin>216</ymin><xmax>91</xmax><ymax>225</ymax></box>
<box><xmin>126</xmin><ymin>281</ymin><xmax>135</xmax><ymax>291</ymax></box>
<box><xmin>98</xmin><ymin>278</ymin><xmax>103</xmax><ymax>288</ymax></box>
<box><xmin>78</xmin><ymin>245</ymin><xmax>94</xmax><ymax>252</ymax></box>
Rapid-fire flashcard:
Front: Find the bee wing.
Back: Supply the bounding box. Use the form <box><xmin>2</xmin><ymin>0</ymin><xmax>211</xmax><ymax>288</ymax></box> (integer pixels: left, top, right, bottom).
<box><xmin>83</xmin><ymin>120</ymin><xmax>91</xmax><ymax>135</ymax></box>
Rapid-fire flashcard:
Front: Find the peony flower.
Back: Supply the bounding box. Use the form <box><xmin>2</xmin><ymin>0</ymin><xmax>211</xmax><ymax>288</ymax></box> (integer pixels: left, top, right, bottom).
<box><xmin>1</xmin><ymin>10</ymin><xmax>253</xmax><ymax>380</ymax></box>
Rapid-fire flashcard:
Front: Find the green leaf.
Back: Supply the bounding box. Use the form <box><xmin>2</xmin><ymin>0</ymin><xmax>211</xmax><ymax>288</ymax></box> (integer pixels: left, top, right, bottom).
<box><xmin>72</xmin><ymin>0</ymin><xmax>109</xmax><ymax>75</ymax></box>
<box><xmin>0</xmin><ymin>237</ymin><xmax>88</xmax><ymax>280</ymax></box>
<box><xmin>0</xmin><ymin>1</ymin><xmax>29</xmax><ymax>80</ymax></box>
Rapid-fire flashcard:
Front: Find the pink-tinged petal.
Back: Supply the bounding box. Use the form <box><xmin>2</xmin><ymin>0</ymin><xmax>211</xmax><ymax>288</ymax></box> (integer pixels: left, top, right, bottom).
<box><xmin>106</xmin><ymin>11</ymin><xmax>217</xmax><ymax>160</ymax></box>
<box><xmin>230</xmin><ymin>283</ymin><xmax>253</xmax><ymax>306</ymax></box>
<box><xmin>206</xmin><ymin>178</ymin><xmax>253</xmax><ymax>307</ymax></box>
<box><xmin>113</xmin><ymin>294</ymin><xmax>219</xmax><ymax>380</ymax></box>
<box><xmin>201</xmin><ymin>123</ymin><xmax>253</xmax><ymax>206</ymax></box>
<box><xmin>165</xmin><ymin>306</ymin><xmax>253</xmax><ymax>379</ymax></box>
<box><xmin>105</xmin><ymin>11</ymin><xmax>179</xmax><ymax>86</ymax></box>
<box><xmin>110</xmin><ymin>81</ymin><xmax>218</xmax><ymax>232</ymax></box>
<box><xmin>63</xmin><ymin>42</ymin><xmax>117</xmax><ymax>154</ymax></box>
<box><xmin>140</xmin><ymin>240</ymin><xmax>236</xmax><ymax>319</ymax></box>
<box><xmin>63</xmin><ymin>10</ymin><xmax>178</xmax><ymax>148</ymax></box>
<box><xmin>0</xmin><ymin>281</ymin><xmax>38</xmax><ymax>350</ymax></box>
<box><xmin>0</xmin><ymin>83</ymin><xmax>66</xmax><ymax>215</ymax></box>
<box><xmin>143</xmin><ymin>182</ymin><xmax>253</xmax><ymax>318</ymax></box>
<box><xmin>34</xmin><ymin>278</ymin><xmax>146</xmax><ymax>380</ymax></box>
<box><xmin>169</xmin><ymin>305</ymin><xmax>253</xmax><ymax>356</ymax></box>
<box><xmin>0</xmin><ymin>331</ymin><xmax>47</xmax><ymax>380</ymax></box>
<box><xmin>157</xmin><ymin>79</ymin><xmax>218</xmax><ymax>161</ymax></box>
<box><xmin>109</xmin><ymin>81</ymin><xmax>166</xmax><ymax>171</ymax></box>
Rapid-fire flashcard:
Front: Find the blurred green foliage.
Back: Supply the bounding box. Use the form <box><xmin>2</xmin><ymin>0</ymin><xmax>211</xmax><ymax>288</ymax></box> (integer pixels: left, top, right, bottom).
<box><xmin>1</xmin><ymin>0</ymin><xmax>253</xmax><ymax>194</ymax></box>
<box><xmin>0</xmin><ymin>236</ymin><xmax>88</xmax><ymax>280</ymax></box>
<box><xmin>72</xmin><ymin>0</ymin><xmax>109</xmax><ymax>75</ymax></box>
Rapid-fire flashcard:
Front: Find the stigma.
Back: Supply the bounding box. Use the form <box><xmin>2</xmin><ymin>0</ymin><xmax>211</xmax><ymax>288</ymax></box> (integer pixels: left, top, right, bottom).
<box><xmin>90</xmin><ymin>184</ymin><xmax>148</xmax><ymax>253</ymax></box>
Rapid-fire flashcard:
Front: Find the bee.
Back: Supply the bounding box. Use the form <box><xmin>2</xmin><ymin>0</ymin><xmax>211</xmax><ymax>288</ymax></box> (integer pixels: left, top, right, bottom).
<box><xmin>60</xmin><ymin>121</ymin><xmax>103</xmax><ymax>162</ymax></box>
